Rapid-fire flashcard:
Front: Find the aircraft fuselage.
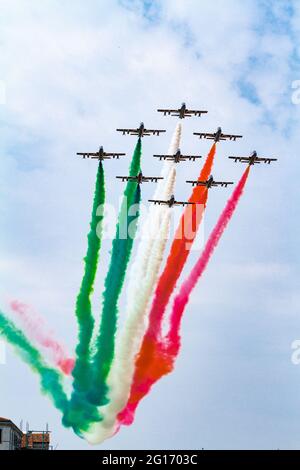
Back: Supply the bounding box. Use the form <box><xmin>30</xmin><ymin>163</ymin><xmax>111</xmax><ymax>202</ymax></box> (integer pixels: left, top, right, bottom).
<box><xmin>249</xmin><ymin>151</ymin><xmax>258</xmax><ymax>165</ymax></box>
<box><xmin>137</xmin><ymin>172</ymin><xmax>143</xmax><ymax>184</ymax></box>
<box><xmin>138</xmin><ymin>122</ymin><xmax>145</xmax><ymax>137</ymax></box>
<box><xmin>207</xmin><ymin>175</ymin><xmax>214</xmax><ymax>188</ymax></box>
<box><xmin>179</xmin><ymin>103</ymin><xmax>186</xmax><ymax>119</ymax></box>
<box><xmin>215</xmin><ymin>127</ymin><xmax>222</xmax><ymax>142</ymax></box>
<box><xmin>175</xmin><ymin>149</ymin><xmax>181</xmax><ymax>162</ymax></box>
<box><xmin>169</xmin><ymin>195</ymin><xmax>175</xmax><ymax>207</ymax></box>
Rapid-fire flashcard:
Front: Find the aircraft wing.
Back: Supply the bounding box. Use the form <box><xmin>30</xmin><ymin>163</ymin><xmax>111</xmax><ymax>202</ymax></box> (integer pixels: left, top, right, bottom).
<box><xmin>149</xmin><ymin>199</ymin><xmax>195</xmax><ymax>206</ymax></box>
<box><xmin>175</xmin><ymin>201</ymin><xmax>196</xmax><ymax>206</ymax></box>
<box><xmin>229</xmin><ymin>156</ymin><xmax>277</xmax><ymax>164</ymax></box>
<box><xmin>193</xmin><ymin>132</ymin><xmax>216</xmax><ymax>140</ymax></box>
<box><xmin>148</xmin><ymin>199</ymin><xmax>167</xmax><ymax>205</ymax></box>
<box><xmin>143</xmin><ymin>177</ymin><xmax>164</xmax><ymax>182</ymax></box>
<box><xmin>212</xmin><ymin>181</ymin><xmax>234</xmax><ymax>187</ymax></box>
<box><xmin>116</xmin><ymin>128</ymin><xmax>133</xmax><ymax>135</ymax></box>
<box><xmin>153</xmin><ymin>154</ymin><xmax>180</xmax><ymax>160</ymax></box>
<box><xmin>77</xmin><ymin>152</ymin><xmax>99</xmax><ymax>159</ymax></box>
<box><xmin>157</xmin><ymin>108</ymin><xmax>207</xmax><ymax>117</ymax></box>
<box><xmin>117</xmin><ymin>128</ymin><xmax>165</xmax><ymax>136</ymax></box>
<box><xmin>145</xmin><ymin>128</ymin><xmax>166</xmax><ymax>136</ymax></box>
<box><xmin>221</xmin><ymin>133</ymin><xmax>243</xmax><ymax>141</ymax></box>
<box><xmin>228</xmin><ymin>156</ymin><xmax>252</xmax><ymax>163</ymax></box>
<box><xmin>255</xmin><ymin>157</ymin><xmax>278</xmax><ymax>164</ymax></box>
<box><xmin>185</xmin><ymin>109</ymin><xmax>208</xmax><ymax>117</ymax></box>
<box><xmin>183</xmin><ymin>155</ymin><xmax>202</xmax><ymax>161</ymax></box>
<box><xmin>116</xmin><ymin>128</ymin><xmax>144</xmax><ymax>135</ymax></box>
<box><xmin>186</xmin><ymin>180</ymin><xmax>207</xmax><ymax>187</ymax></box>
<box><xmin>153</xmin><ymin>154</ymin><xmax>171</xmax><ymax>160</ymax></box>
<box><xmin>157</xmin><ymin>108</ymin><xmax>180</xmax><ymax>116</ymax></box>
<box><xmin>153</xmin><ymin>154</ymin><xmax>202</xmax><ymax>161</ymax></box>
<box><xmin>77</xmin><ymin>151</ymin><xmax>125</xmax><ymax>159</ymax></box>
<box><xmin>173</xmin><ymin>155</ymin><xmax>202</xmax><ymax>161</ymax></box>
<box><xmin>116</xmin><ymin>176</ymin><xmax>136</xmax><ymax>182</ymax></box>
<box><xmin>103</xmin><ymin>152</ymin><xmax>126</xmax><ymax>158</ymax></box>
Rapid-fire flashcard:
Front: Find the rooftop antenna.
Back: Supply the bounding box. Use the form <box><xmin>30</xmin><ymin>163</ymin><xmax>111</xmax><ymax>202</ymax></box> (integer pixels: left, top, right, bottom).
<box><xmin>46</xmin><ymin>423</ymin><xmax>49</xmax><ymax>432</ymax></box>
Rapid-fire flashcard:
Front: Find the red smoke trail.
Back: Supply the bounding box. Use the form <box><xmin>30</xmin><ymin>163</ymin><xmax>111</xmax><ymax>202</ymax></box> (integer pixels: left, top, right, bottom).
<box><xmin>10</xmin><ymin>301</ymin><xmax>74</xmax><ymax>375</ymax></box>
<box><xmin>117</xmin><ymin>144</ymin><xmax>217</xmax><ymax>425</ymax></box>
<box><xmin>148</xmin><ymin>143</ymin><xmax>216</xmax><ymax>337</ymax></box>
<box><xmin>118</xmin><ymin>166</ymin><xmax>250</xmax><ymax>425</ymax></box>
<box><xmin>166</xmin><ymin>165</ymin><xmax>250</xmax><ymax>351</ymax></box>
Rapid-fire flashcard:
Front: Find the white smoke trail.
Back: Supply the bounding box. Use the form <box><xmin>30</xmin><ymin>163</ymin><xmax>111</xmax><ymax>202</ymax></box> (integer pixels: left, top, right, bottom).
<box><xmin>83</xmin><ymin>123</ymin><xmax>182</xmax><ymax>444</ymax></box>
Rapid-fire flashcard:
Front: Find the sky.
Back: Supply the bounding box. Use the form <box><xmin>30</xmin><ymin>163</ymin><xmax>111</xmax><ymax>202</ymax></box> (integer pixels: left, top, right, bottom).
<box><xmin>0</xmin><ymin>0</ymin><xmax>300</xmax><ymax>450</ymax></box>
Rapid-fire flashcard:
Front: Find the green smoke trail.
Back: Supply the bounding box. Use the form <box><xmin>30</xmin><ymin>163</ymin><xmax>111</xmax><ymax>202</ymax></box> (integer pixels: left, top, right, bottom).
<box><xmin>0</xmin><ymin>310</ymin><xmax>68</xmax><ymax>413</ymax></box>
<box><xmin>73</xmin><ymin>161</ymin><xmax>105</xmax><ymax>392</ymax></box>
<box><xmin>63</xmin><ymin>161</ymin><xmax>105</xmax><ymax>431</ymax></box>
<box><xmin>87</xmin><ymin>138</ymin><xmax>142</xmax><ymax>408</ymax></box>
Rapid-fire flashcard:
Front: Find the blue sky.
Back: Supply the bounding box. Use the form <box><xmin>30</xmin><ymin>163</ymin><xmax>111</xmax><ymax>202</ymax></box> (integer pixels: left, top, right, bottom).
<box><xmin>0</xmin><ymin>0</ymin><xmax>300</xmax><ymax>449</ymax></box>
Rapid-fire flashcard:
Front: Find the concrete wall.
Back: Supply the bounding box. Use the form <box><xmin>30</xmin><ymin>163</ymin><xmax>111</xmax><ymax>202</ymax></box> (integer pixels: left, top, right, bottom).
<box><xmin>0</xmin><ymin>426</ymin><xmax>11</xmax><ymax>450</ymax></box>
<box><xmin>0</xmin><ymin>424</ymin><xmax>22</xmax><ymax>450</ymax></box>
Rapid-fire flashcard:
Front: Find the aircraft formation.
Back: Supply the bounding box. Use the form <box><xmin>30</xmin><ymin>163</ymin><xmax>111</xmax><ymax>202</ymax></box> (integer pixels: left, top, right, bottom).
<box><xmin>2</xmin><ymin>102</ymin><xmax>279</xmax><ymax>446</ymax></box>
<box><xmin>77</xmin><ymin>102</ymin><xmax>278</xmax><ymax>207</ymax></box>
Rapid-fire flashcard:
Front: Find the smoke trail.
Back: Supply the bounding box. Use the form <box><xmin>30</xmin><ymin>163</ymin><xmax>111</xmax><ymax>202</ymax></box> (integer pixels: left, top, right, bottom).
<box><xmin>10</xmin><ymin>300</ymin><xmax>74</xmax><ymax>375</ymax></box>
<box><xmin>146</xmin><ymin>143</ymin><xmax>216</xmax><ymax>336</ymax></box>
<box><xmin>166</xmin><ymin>166</ymin><xmax>250</xmax><ymax>348</ymax></box>
<box><xmin>118</xmin><ymin>143</ymin><xmax>216</xmax><ymax>426</ymax></box>
<box><xmin>83</xmin><ymin>124</ymin><xmax>181</xmax><ymax>444</ymax></box>
<box><xmin>0</xmin><ymin>310</ymin><xmax>68</xmax><ymax>413</ymax></box>
<box><xmin>87</xmin><ymin>139</ymin><xmax>142</xmax><ymax>410</ymax></box>
<box><xmin>119</xmin><ymin>166</ymin><xmax>250</xmax><ymax>424</ymax></box>
<box><xmin>84</xmin><ymin>211</ymin><xmax>172</xmax><ymax>443</ymax></box>
<box><xmin>62</xmin><ymin>161</ymin><xmax>106</xmax><ymax>432</ymax></box>
<box><xmin>72</xmin><ymin>161</ymin><xmax>105</xmax><ymax>392</ymax></box>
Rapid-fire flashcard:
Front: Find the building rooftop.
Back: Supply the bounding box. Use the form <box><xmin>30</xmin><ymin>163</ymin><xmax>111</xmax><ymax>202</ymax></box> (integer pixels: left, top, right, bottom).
<box><xmin>0</xmin><ymin>417</ymin><xmax>51</xmax><ymax>449</ymax></box>
<box><xmin>0</xmin><ymin>417</ymin><xmax>22</xmax><ymax>433</ymax></box>
<box><xmin>27</xmin><ymin>433</ymin><xmax>50</xmax><ymax>443</ymax></box>
<box><xmin>21</xmin><ymin>432</ymin><xmax>50</xmax><ymax>449</ymax></box>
